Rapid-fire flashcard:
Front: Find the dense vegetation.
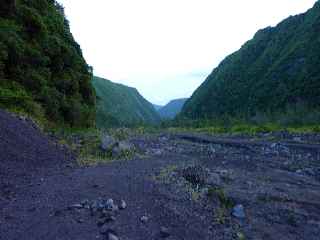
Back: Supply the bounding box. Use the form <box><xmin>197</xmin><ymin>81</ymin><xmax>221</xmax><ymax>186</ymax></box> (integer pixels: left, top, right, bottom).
<box><xmin>93</xmin><ymin>76</ymin><xmax>160</xmax><ymax>128</ymax></box>
<box><xmin>0</xmin><ymin>0</ymin><xmax>95</xmax><ymax>127</ymax></box>
<box><xmin>181</xmin><ymin>1</ymin><xmax>320</xmax><ymax>126</ymax></box>
<box><xmin>158</xmin><ymin>98</ymin><xmax>188</xmax><ymax>119</ymax></box>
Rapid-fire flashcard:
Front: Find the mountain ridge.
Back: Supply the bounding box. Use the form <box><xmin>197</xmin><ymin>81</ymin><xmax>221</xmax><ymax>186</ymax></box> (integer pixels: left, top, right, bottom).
<box><xmin>93</xmin><ymin>76</ymin><xmax>160</xmax><ymax>127</ymax></box>
<box><xmin>181</xmin><ymin>1</ymin><xmax>320</xmax><ymax>123</ymax></box>
<box><xmin>158</xmin><ymin>98</ymin><xmax>188</xmax><ymax>119</ymax></box>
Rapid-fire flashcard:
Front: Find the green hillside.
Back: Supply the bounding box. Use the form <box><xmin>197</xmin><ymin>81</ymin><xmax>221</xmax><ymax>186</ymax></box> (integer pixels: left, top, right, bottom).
<box><xmin>0</xmin><ymin>0</ymin><xmax>95</xmax><ymax>127</ymax></box>
<box><xmin>158</xmin><ymin>98</ymin><xmax>188</xmax><ymax>119</ymax></box>
<box><xmin>181</xmin><ymin>1</ymin><xmax>320</xmax><ymax>124</ymax></box>
<box><xmin>93</xmin><ymin>76</ymin><xmax>160</xmax><ymax>128</ymax></box>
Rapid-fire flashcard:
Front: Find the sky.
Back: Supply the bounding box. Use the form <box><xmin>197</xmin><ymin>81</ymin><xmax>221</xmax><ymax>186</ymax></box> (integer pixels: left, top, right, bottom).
<box><xmin>57</xmin><ymin>0</ymin><xmax>317</xmax><ymax>105</ymax></box>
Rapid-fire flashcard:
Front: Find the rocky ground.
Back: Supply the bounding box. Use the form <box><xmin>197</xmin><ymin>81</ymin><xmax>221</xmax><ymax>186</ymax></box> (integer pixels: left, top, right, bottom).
<box><xmin>1</xmin><ymin>110</ymin><xmax>320</xmax><ymax>240</ymax></box>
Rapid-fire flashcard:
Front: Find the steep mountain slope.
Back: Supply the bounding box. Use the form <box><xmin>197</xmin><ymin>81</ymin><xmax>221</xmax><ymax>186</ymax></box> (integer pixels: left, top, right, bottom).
<box><xmin>181</xmin><ymin>2</ymin><xmax>320</xmax><ymax>121</ymax></box>
<box><xmin>158</xmin><ymin>98</ymin><xmax>188</xmax><ymax>119</ymax></box>
<box><xmin>93</xmin><ymin>76</ymin><xmax>160</xmax><ymax>127</ymax></box>
<box><xmin>153</xmin><ymin>104</ymin><xmax>163</xmax><ymax>111</ymax></box>
<box><xmin>0</xmin><ymin>0</ymin><xmax>95</xmax><ymax>127</ymax></box>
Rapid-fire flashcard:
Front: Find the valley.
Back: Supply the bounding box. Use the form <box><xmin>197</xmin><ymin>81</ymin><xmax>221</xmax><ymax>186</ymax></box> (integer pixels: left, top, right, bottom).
<box><xmin>1</xmin><ymin>1</ymin><xmax>320</xmax><ymax>240</ymax></box>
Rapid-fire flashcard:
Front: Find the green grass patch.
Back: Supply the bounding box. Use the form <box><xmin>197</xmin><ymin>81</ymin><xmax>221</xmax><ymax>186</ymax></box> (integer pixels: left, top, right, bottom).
<box><xmin>51</xmin><ymin>127</ymin><xmax>137</xmax><ymax>166</ymax></box>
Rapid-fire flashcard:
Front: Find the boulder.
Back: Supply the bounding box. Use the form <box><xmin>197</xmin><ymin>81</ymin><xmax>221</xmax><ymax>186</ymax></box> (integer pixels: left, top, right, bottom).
<box><xmin>232</xmin><ymin>204</ymin><xmax>246</xmax><ymax>219</ymax></box>
<box><xmin>100</xmin><ymin>135</ymin><xmax>117</xmax><ymax>151</ymax></box>
<box><xmin>112</xmin><ymin>141</ymin><xmax>135</xmax><ymax>157</ymax></box>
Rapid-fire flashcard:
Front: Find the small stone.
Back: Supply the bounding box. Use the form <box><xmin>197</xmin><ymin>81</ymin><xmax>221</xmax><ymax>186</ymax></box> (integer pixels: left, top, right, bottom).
<box><xmin>105</xmin><ymin>199</ymin><xmax>118</xmax><ymax>211</ymax></box>
<box><xmin>98</xmin><ymin>212</ymin><xmax>116</xmax><ymax>226</ymax></box>
<box><xmin>81</xmin><ymin>199</ymin><xmax>89</xmax><ymax>205</ymax></box>
<box><xmin>118</xmin><ymin>141</ymin><xmax>135</xmax><ymax>152</ymax></box>
<box><xmin>293</xmin><ymin>137</ymin><xmax>302</xmax><ymax>142</ymax></box>
<box><xmin>53</xmin><ymin>210</ymin><xmax>62</xmax><ymax>217</ymax></box>
<box><xmin>205</xmin><ymin>172</ymin><xmax>221</xmax><ymax>186</ymax></box>
<box><xmin>119</xmin><ymin>200</ymin><xmax>127</xmax><ymax>210</ymax></box>
<box><xmin>232</xmin><ymin>204</ymin><xmax>246</xmax><ymax>219</ymax></box>
<box><xmin>100</xmin><ymin>228</ymin><xmax>119</xmax><ymax>240</ymax></box>
<box><xmin>66</xmin><ymin>164</ymin><xmax>73</xmax><ymax>168</ymax></box>
<box><xmin>140</xmin><ymin>216</ymin><xmax>149</xmax><ymax>223</ymax></box>
<box><xmin>81</xmin><ymin>199</ymin><xmax>90</xmax><ymax>209</ymax></box>
<box><xmin>154</xmin><ymin>149</ymin><xmax>162</xmax><ymax>155</ymax></box>
<box><xmin>69</xmin><ymin>204</ymin><xmax>83</xmax><ymax>209</ymax></box>
<box><xmin>100</xmin><ymin>135</ymin><xmax>117</xmax><ymax>151</ymax></box>
<box><xmin>107</xmin><ymin>232</ymin><xmax>119</xmax><ymax>240</ymax></box>
<box><xmin>77</xmin><ymin>218</ymin><xmax>84</xmax><ymax>223</ymax></box>
<box><xmin>100</xmin><ymin>229</ymin><xmax>119</xmax><ymax>240</ymax></box>
<box><xmin>100</xmin><ymin>225</ymin><xmax>109</xmax><ymax>234</ymax></box>
<box><xmin>160</xmin><ymin>227</ymin><xmax>170</xmax><ymax>238</ymax></box>
<box><xmin>106</xmin><ymin>199</ymin><xmax>114</xmax><ymax>207</ymax></box>
<box><xmin>270</xmin><ymin>143</ymin><xmax>277</xmax><ymax>148</ymax></box>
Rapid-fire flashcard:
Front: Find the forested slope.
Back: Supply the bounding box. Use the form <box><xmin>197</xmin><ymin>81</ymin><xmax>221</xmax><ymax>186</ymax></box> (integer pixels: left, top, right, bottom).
<box><xmin>93</xmin><ymin>76</ymin><xmax>160</xmax><ymax>127</ymax></box>
<box><xmin>0</xmin><ymin>0</ymin><xmax>95</xmax><ymax>127</ymax></box>
<box><xmin>181</xmin><ymin>1</ymin><xmax>320</xmax><ymax>124</ymax></box>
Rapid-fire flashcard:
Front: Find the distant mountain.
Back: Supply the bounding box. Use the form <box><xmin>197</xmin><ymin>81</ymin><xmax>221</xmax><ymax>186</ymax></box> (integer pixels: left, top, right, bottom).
<box><xmin>158</xmin><ymin>98</ymin><xmax>188</xmax><ymax>119</ymax></box>
<box><xmin>92</xmin><ymin>76</ymin><xmax>160</xmax><ymax>127</ymax></box>
<box><xmin>181</xmin><ymin>2</ymin><xmax>320</xmax><ymax>122</ymax></box>
<box><xmin>153</xmin><ymin>104</ymin><xmax>163</xmax><ymax>111</ymax></box>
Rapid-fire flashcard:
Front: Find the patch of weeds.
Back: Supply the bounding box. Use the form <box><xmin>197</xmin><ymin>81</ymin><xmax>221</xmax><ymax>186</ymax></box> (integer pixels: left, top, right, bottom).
<box><xmin>154</xmin><ymin>165</ymin><xmax>178</xmax><ymax>183</ymax></box>
<box><xmin>287</xmin><ymin>126</ymin><xmax>320</xmax><ymax>134</ymax></box>
<box><xmin>121</xmin><ymin>149</ymin><xmax>135</xmax><ymax>160</ymax></box>
<box><xmin>194</xmin><ymin>126</ymin><xmax>227</xmax><ymax>135</ymax></box>
<box><xmin>208</xmin><ymin>187</ymin><xmax>235</xmax><ymax>225</ymax></box>
<box><xmin>78</xmin><ymin>151</ymin><xmax>112</xmax><ymax>166</ymax></box>
<box><xmin>154</xmin><ymin>165</ymin><xmax>207</xmax><ymax>202</ymax></box>
<box><xmin>77</xmin><ymin>138</ymin><xmax>113</xmax><ymax>166</ymax></box>
<box><xmin>236</xmin><ymin>232</ymin><xmax>246</xmax><ymax>240</ymax></box>
<box><xmin>182</xmin><ymin>165</ymin><xmax>208</xmax><ymax>186</ymax></box>
<box><xmin>229</xmin><ymin>124</ymin><xmax>281</xmax><ymax>135</ymax></box>
<box><xmin>286</xmin><ymin>210</ymin><xmax>298</xmax><ymax>227</ymax></box>
<box><xmin>190</xmin><ymin>189</ymin><xmax>201</xmax><ymax>201</ymax></box>
<box><xmin>257</xmin><ymin>194</ymin><xmax>289</xmax><ymax>203</ymax></box>
<box><xmin>220</xmin><ymin>175</ymin><xmax>233</xmax><ymax>184</ymax></box>
<box><xmin>215</xmin><ymin>206</ymin><xmax>228</xmax><ymax>224</ymax></box>
<box><xmin>108</xmin><ymin>128</ymin><xmax>130</xmax><ymax>141</ymax></box>
<box><xmin>58</xmin><ymin>139</ymin><xmax>69</xmax><ymax>146</ymax></box>
<box><xmin>208</xmin><ymin>187</ymin><xmax>234</xmax><ymax>209</ymax></box>
<box><xmin>78</xmin><ymin>147</ymin><xmax>136</xmax><ymax>166</ymax></box>
<box><xmin>53</xmin><ymin>128</ymin><xmax>138</xmax><ymax>166</ymax></box>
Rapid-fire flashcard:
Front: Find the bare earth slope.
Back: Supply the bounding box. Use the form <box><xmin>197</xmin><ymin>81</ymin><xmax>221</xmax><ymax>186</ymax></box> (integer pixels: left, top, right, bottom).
<box><xmin>1</xmin><ymin>110</ymin><xmax>320</xmax><ymax>239</ymax></box>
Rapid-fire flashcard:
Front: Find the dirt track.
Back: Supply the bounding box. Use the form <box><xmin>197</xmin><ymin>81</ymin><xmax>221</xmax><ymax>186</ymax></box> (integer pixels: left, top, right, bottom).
<box><xmin>1</xmin><ymin>110</ymin><xmax>320</xmax><ymax>240</ymax></box>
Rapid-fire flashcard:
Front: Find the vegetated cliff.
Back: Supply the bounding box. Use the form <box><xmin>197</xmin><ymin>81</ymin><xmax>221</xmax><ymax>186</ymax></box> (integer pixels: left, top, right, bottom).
<box><xmin>0</xmin><ymin>0</ymin><xmax>95</xmax><ymax>127</ymax></box>
<box><xmin>93</xmin><ymin>76</ymin><xmax>160</xmax><ymax>128</ymax></box>
<box><xmin>181</xmin><ymin>1</ymin><xmax>320</xmax><ymax>125</ymax></box>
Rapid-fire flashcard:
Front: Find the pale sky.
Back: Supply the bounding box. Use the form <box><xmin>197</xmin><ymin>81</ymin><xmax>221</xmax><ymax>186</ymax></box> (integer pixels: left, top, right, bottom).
<box><xmin>58</xmin><ymin>0</ymin><xmax>317</xmax><ymax>105</ymax></box>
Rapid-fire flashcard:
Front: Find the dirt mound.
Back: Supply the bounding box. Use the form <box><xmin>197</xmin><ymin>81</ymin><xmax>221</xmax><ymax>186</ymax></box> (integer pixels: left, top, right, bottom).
<box><xmin>0</xmin><ymin>110</ymin><xmax>74</xmax><ymax>184</ymax></box>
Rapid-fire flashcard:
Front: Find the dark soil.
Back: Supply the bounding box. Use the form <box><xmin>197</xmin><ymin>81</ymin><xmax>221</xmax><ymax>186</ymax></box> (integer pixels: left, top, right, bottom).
<box><xmin>1</xmin><ymin>110</ymin><xmax>320</xmax><ymax>240</ymax></box>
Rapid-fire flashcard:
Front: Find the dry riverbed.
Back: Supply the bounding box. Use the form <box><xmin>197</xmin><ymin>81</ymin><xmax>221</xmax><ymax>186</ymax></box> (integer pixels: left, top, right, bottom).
<box><xmin>1</xmin><ymin>110</ymin><xmax>320</xmax><ymax>240</ymax></box>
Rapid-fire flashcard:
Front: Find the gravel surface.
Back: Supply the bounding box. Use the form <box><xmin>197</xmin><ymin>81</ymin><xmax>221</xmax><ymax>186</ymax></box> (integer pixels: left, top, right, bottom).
<box><xmin>1</xmin><ymin>109</ymin><xmax>320</xmax><ymax>240</ymax></box>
